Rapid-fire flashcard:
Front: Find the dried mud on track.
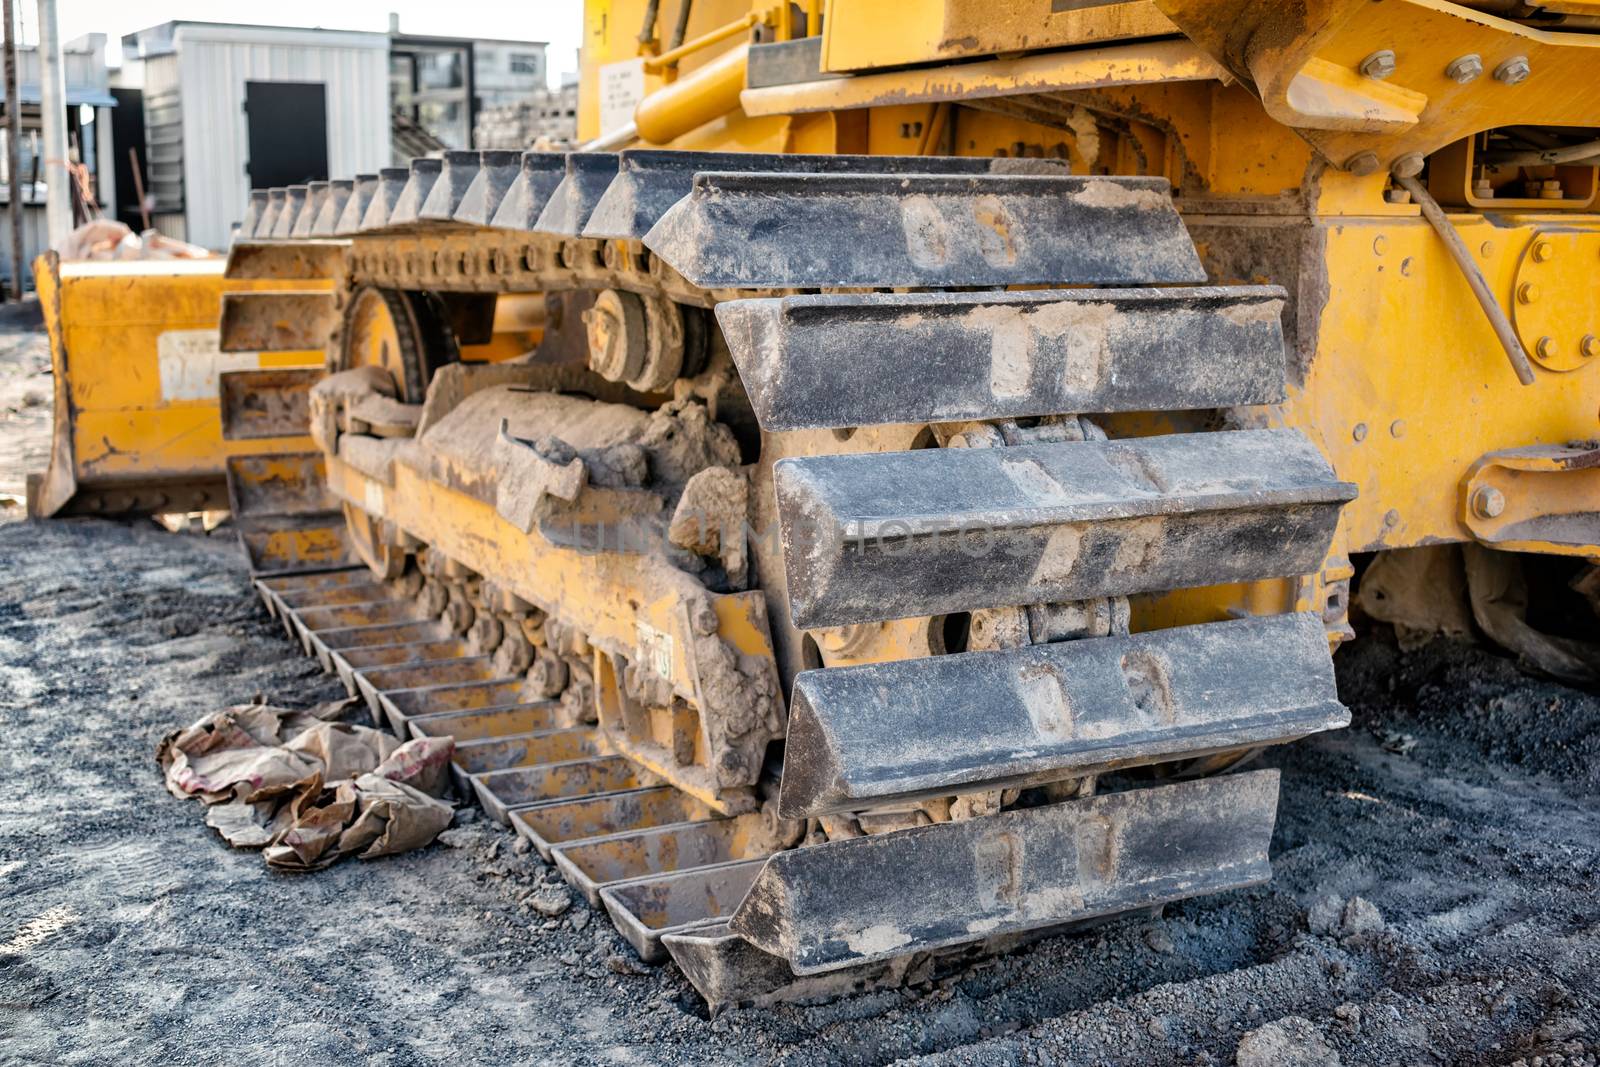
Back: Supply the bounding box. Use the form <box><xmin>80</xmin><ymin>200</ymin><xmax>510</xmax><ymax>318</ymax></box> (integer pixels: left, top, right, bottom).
<box><xmin>2</xmin><ymin>332</ymin><xmax>1599</xmax><ymax>1066</ymax></box>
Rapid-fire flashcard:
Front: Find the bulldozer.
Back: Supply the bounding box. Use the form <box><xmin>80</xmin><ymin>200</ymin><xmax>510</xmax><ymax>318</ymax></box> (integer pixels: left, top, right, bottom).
<box><xmin>34</xmin><ymin>0</ymin><xmax>1600</xmax><ymax>1011</ymax></box>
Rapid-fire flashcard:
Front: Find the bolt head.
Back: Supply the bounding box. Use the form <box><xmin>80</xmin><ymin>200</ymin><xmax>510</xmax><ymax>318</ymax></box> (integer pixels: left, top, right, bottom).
<box><xmin>1345</xmin><ymin>151</ymin><xmax>1381</xmax><ymax>176</ymax></box>
<box><xmin>1518</xmin><ymin>282</ymin><xmax>1540</xmax><ymax>305</ymax></box>
<box><xmin>1390</xmin><ymin>153</ymin><xmax>1425</xmax><ymax>179</ymax></box>
<box><xmin>1352</xmin><ymin>423</ymin><xmax>1369</xmax><ymax>442</ymax></box>
<box><xmin>1533</xmin><ymin>240</ymin><xmax>1555</xmax><ymax>262</ymax></box>
<box><xmin>1472</xmin><ymin>485</ymin><xmax>1506</xmax><ymax>519</ymax></box>
<box><xmin>1360</xmin><ymin>49</ymin><xmax>1397</xmax><ymax>79</ymax></box>
<box><xmin>1493</xmin><ymin>56</ymin><xmax>1531</xmax><ymax>84</ymax></box>
<box><xmin>1582</xmin><ymin>334</ymin><xmax>1598</xmax><ymax>358</ymax></box>
<box><xmin>1537</xmin><ymin>336</ymin><xmax>1556</xmax><ymax>358</ymax></box>
<box><xmin>1445</xmin><ymin>53</ymin><xmax>1483</xmax><ymax>83</ymax></box>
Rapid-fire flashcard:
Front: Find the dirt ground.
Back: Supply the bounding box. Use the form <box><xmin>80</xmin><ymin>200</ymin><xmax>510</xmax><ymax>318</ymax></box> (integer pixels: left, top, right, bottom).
<box><xmin>2</xmin><ymin>315</ymin><xmax>1598</xmax><ymax>1066</ymax></box>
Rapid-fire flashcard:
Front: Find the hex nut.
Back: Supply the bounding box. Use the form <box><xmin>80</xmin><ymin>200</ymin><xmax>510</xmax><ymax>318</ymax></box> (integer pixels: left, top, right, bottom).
<box><xmin>1493</xmin><ymin>56</ymin><xmax>1531</xmax><ymax>84</ymax></box>
<box><xmin>1471</xmin><ymin>486</ymin><xmax>1506</xmax><ymax>519</ymax></box>
<box><xmin>1390</xmin><ymin>153</ymin><xmax>1425</xmax><ymax>179</ymax></box>
<box><xmin>1583</xmin><ymin>335</ymin><xmax>1598</xmax><ymax>358</ymax></box>
<box><xmin>1360</xmin><ymin>49</ymin><xmax>1397</xmax><ymax>79</ymax></box>
<box><xmin>1445</xmin><ymin>54</ymin><xmax>1483</xmax><ymax>83</ymax></box>
<box><xmin>1345</xmin><ymin>151</ymin><xmax>1381</xmax><ymax>176</ymax></box>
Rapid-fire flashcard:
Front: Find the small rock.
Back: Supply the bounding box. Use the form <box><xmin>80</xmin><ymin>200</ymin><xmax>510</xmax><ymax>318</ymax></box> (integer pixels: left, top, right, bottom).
<box><xmin>1147</xmin><ymin>1017</ymin><xmax>1168</xmax><ymax>1039</ymax></box>
<box><xmin>1236</xmin><ymin>1017</ymin><xmax>1341</xmax><ymax>1067</ymax></box>
<box><xmin>1334</xmin><ymin>1003</ymin><xmax>1361</xmax><ymax>1033</ymax></box>
<box><xmin>1144</xmin><ymin>927</ymin><xmax>1176</xmax><ymax>954</ymax></box>
<box><xmin>483</xmin><ymin>839</ymin><xmax>502</xmax><ymax>861</ymax></box>
<box><xmin>529</xmin><ymin>886</ymin><xmax>572</xmax><ymax>918</ymax></box>
<box><xmin>435</xmin><ymin>828</ymin><xmax>471</xmax><ymax>849</ymax></box>
<box><xmin>606</xmin><ymin>953</ymin><xmax>649</xmax><ymax>976</ymax></box>
<box><xmin>512</xmin><ymin>836</ymin><xmax>533</xmax><ymax>856</ymax></box>
<box><xmin>558</xmin><ymin>951</ymin><xmax>581</xmax><ymax>967</ymax></box>
<box><xmin>454</xmin><ymin>808</ymin><xmax>480</xmax><ymax>825</ymax></box>
<box><xmin>1306</xmin><ymin>894</ymin><xmax>1344</xmax><ymax>935</ymax></box>
<box><xmin>570</xmin><ymin>909</ymin><xmax>592</xmax><ymax>932</ymax></box>
<box><xmin>1340</xmin><ymin>896</ymin><xmax>1384</xmax><ymax>937</ymax></box>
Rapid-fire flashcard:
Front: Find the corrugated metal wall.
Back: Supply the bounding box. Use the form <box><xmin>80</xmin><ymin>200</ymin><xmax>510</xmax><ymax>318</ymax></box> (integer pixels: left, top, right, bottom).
<box><xmin>172</xmin><ymin>26</ymin><xmax>390</xmax><ymax>250</ymax></box>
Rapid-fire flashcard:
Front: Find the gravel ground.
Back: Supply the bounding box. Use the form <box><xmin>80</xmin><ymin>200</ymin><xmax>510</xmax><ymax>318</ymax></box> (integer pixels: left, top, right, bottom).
<box><xmin>2</xmin><ymin>319</ymin><xmax>1598</xmax><ymax>1066</ymax></box>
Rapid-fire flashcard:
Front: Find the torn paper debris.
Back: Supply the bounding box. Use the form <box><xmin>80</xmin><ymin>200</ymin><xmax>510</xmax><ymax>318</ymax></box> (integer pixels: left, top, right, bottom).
<box><xmin>159</xmin><ymin>701</ymin><xmax>456</xmax><ymax>869</ymax></box>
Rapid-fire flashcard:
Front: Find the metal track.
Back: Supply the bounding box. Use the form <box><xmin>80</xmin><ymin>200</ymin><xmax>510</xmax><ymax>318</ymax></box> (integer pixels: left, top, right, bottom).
<box><xmin>231</xmin><ymin>148</ymin><xmax>1359</xmax><ymax>1011</ymax></box>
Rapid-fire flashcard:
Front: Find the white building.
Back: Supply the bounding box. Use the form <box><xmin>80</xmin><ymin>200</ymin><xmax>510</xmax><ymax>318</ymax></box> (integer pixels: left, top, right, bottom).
<box><xmin>120</xmin><ymin>21</ymin><xmax>392</xmax><ymax>250</ymax></box>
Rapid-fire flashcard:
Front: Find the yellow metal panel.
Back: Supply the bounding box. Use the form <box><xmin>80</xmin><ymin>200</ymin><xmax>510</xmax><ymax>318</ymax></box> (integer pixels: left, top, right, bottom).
<box><xmin>820</xmin><ymin>0</ymin><xmax>1177</xmax><ymax>73</ymax></box>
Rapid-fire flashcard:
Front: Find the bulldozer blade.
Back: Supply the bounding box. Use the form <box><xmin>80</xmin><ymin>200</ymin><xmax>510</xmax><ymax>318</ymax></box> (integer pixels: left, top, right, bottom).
<box><xmin>601</xmin><ymin>860</ymin><xmax>765</xmax><ymax>963</ymax></box>
<box><xmin>453</xmin><ymin>150</ymin><xmax>523</xmax><ymax>227</ymax></box>
<box><xmin>219</xmin><ymin>369</ymin><xmax>322</xmax><ymax>441</ymax></box>
<box><xmin>776</xmin><ymin>428</ymin><xmax>1356</xmax><ymax>628</ymax></box>
<box><xmin>309</xmin><ymin>179</ymin><xmax>353</xmax><ymax>237</ymax></box>
<box><xmin>270</xmin><ymin>185</ymin><xmax>308</xmax><ymax>239</ymax></box>
<box><xmin>511</xmin><ymin>786</ymin><xmax>719</xmax><ymax>860</ymax></box>
<box><xmin>732</xmin><ymin>770</ymin><xmax>1279</xmax><ymax>975</ymax></box>
<box><xmin>225</xmin><ymin>453</ymin><xmax>355</xmax><ymax>576</ymax></box>
<box><xmin>472</xmin><ymin>756</ymin><xmax>660</xmax><ymax>825</ymax></box>
<box><xmin>224</xmin><ymin>240</ymin><xmax>347</xmax><ymax>281</ymax></box>
<box><xmin>718</xmin><ymin>286</ymin><xmax>1288</xmax><ymax>430</ymax></box>
<box><xmin>218</xmin><ymin>292</ymin><xmax>337</xmax><ymax>352</ymax></box>
<box><xmin>645</xmin><ymin>173</ymin><xmax>1205</xmax><ymax>289</ymax></box>
<box><xmin>291</xmin><ymin>182</ymin><xmax>329</xmax><ymax>239</ymax></box>
<box><xmin>334</xmin><ymin>174</ymin><xmax>378</xmax><ymax>236</ymax></box>
<box><xmin>582</xmin><ymin>150</ymin><xmax>1018</xmax><ymax>241</ymax></box>
<box><xmin>779</xmin><ymin>613</ymin><xmax>1346</xmax><ymax>819</ymax></box>
<box><xmin>418</xmin><ymin>150</ymin><xmax>483</xmax><ymax>224</ymax></box>
<box><xmin>533</xmin><ymin>152</ymin><xmax>618</xmax><ymax>235</ymax></box>
<box><xmin>553</xmin><ymin>813</ymin><xmax>772</xmax><ymax>906</ymax></box>
<box><xmin>489</xmin><ymin>152</ymin><xmax>566</xmax><ymax>230</ymax></box>
<box><xmin>386</xmin><ymin>158</ymin><xmax>443</xmax><ymax>229</ymax></box>
<box><xmin>359</xmin><ymin>167</ymin><xmax>411</xmax><ymax>232</ymax></box>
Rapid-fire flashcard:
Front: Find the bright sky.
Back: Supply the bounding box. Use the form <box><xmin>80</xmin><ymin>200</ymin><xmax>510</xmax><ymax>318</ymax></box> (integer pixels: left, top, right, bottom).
<box><xmin>54</xmin><ymin>1</ymin><xmax>584</xmax><ymax>88</ymax></box>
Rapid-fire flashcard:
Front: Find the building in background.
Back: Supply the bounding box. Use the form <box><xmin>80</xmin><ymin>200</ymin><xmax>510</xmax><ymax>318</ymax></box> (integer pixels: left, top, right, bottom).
<box><xmin>0</xmin><ymin>33</ymin><xmax>116</xmax><ymax>290</ymax></box>
<box><xmin>115</xmin><ymin>19</ymin><xmax>575</xmax><ymax>251</ymax></box>
<box><xmin>119</xmin><ymin>21</ymin><xmax>391</xmax><ymax>251</ymax></box>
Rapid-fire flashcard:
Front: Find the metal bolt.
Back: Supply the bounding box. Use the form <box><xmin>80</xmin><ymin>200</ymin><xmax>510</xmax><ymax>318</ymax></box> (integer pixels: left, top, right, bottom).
<box><xmin>1360</xmin><ymin>49</ymin><xmax>1397</xmax><ymax>79</ymax></box>
<box><xmin>1390</xmin><ymin>420</ymin><xmax>1406</xmax><ymax>438</ymax></box>
<box><xmin>1352</xmin><ymin>423</ymin><xmax>1369</xmax><ymax>442</ymax></box>
<box><xmin>1480</xmin><ymin>240</ymin><xmax>1495</xmax><ymax>257</ymax></box>
<box><xmin>1390</xmin><ymin>153</ymin><xmax>1425</xmax><ymax>179</ymax></box>
<box><xmin>1518</xmin><ymin>282</ymin><xmax>1539</xmax><ymax>304</ymax></box>
<box><xmin>1493</xmin><ymin>55</ymin><xmax>1531</xmax><ymax>84</ymax></box>
<box><xmin>1445</xmin><ymin>54</ymin><xmax>1483</xmax><ymax>83</ymax></box>
<box><xmin>1372</xmin><ymin>235</ymin><xmax>1387</xmax><ymax>256</ymax></box>
<box><xmin>1537</xmin><ymin>336</ymin><xmax>1556</xmax><ymax>359</ymax></box>
<box><xmin>1533</xmin><ymin>240</ymin><xmax>1555</xmax><ymax>262</ymax></box>
<box><xmin>1384</xmin><ymin>509</ymin><xmax>1401</xmax><ymax>528</ymax></box>
<box><xmin>1471</xmin><ymin>486</ymin><xmax>1506</xmax><ymax>519</ymax></box>
<box><xmin>1346</xmin><ymin>151</ymin><xmax>1381</xmax><ymax>176</ymax></box>
<box><xmin>1583</xmin><ymin>334</ymin><xmax>1598</xmax><ymax>358</ymax></box>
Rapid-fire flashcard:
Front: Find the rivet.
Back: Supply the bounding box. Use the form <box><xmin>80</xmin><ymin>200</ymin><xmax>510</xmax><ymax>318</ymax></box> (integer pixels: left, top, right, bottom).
<box><xmin>1445</xmin><ymin>54</ymin><xmax>1483</xmax><ymax>83</ymax></box>
<box><xmin>1533</xmin><ymin>239</ymin><xmax>1555</xmax><ymax>262</ymax></box>
<box><xmin>1493</xmin><ymin>55</ymin><xmax>1531</xmax><ymax>84</ymax></box>
<box><xmin>1518</xmin><ymin>282</ymin><xmax>1539</xmax><ymax>304</ymax></box>
<box><xmin>1346</xmin><ymin>151</ymin><xmax>1381</xmax><ymax>176</ymax></box>
<box><xmin>1480</xmin><ymin>240</ymin><xmax>1495</xmax><ymax>257</ymax></box>
<box><xmin>1471</xmin><ymin>486</ymin><xmax>1506</xmax><ymax>519</ymax></box>
<box><xmin>1384</xmin><ymin>509</ymin><xmax>1401</xmax><ymax>528</ymax></box>
<box><xmin>1537</xmin><ymin>336</ymin><xmax>1555</xmax><ymax>358</ymax></box>
<box><xmin>1372</xmin><ymin>235</ymin><xmax>1387</xmax><ymax>256</ymax></box>
<box><xmin>1583</xmin><ymin>334</ymin><xmax>1598</xmax><ymax>358</ymax></box>
<box><xmin>1390</xmin><ymin>419</ymin><xmax>1406</xmax><ymax>438</ymax></box>
<box><xmin>1353</xmin><ymin>423</ymin><xmax>1369</xmax><ymax>442</ymax></box>
<box><xmin>1360</xmin><ymin>49</ymin><xmax>1397</xmax><ymax>79</ymax></box>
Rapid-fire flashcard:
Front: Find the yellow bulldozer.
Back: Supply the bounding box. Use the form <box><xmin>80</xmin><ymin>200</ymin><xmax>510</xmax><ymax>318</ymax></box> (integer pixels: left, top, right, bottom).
<box><xmin>32</xmin><ymin>0</ymin><xmax>1600</xmax><ymax>1011</ymax></box>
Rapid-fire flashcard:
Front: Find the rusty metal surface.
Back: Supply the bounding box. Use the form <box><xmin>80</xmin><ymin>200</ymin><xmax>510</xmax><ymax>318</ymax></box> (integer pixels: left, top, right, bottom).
<box><xmin>776</xmin><ymin>428</ymin><xmax>1356</xmax><ymax>628</ymax></box>
<box><xmin>471</xmin><ymin>756</ymin><xmax>660</xmax><ymax>825</ymax></box>
<box><xmin>511</xmin><ymin>787</ymin><xmax>719</xmax><ymax>860</ymax></box>
<box><xmin>218</xmin><ymin>292</ymin><xmax>338</xmax><ymax>353</ymax></box>
<box><xmin>644</xmin><ymin>172</ymin><xmax>1206</xmax><ymax>289</ymax></box>
<box><xmin>553</xmin><ymin>813</ymin><xmax>772</xmax><ymax>905</ymax></box>
<box><xmin>780</xmin><ymin>613</ymin><xmax>1347</xmax><ymax>818</ymax></box>
<box><xmin>219</xmin><ymin>370</ymin><xmax>324</xmax><ymax>442</ymax></box>
<box><xmin>718</xmin><ymin>286</ymin><xmax>1289</xmax><ymax>430</ymax></box>
<box><xmin>731</xmin><ymin>771</ymin><xmax>1280</xmax><ymax>975</ymax></box>
<box><xmin>223</xmin><ymin>240</ymin><xmax>349</xmax><ymax>281</ymax></box>
<box><xmin>600</xmin><ymin>860</ymin><xmax>765</xmax><ymax>963</ymax></box>
<box><xmin>407</xmin><ymin>702</ymin><xmax>564</xmax><ymax>741</ymax></box>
